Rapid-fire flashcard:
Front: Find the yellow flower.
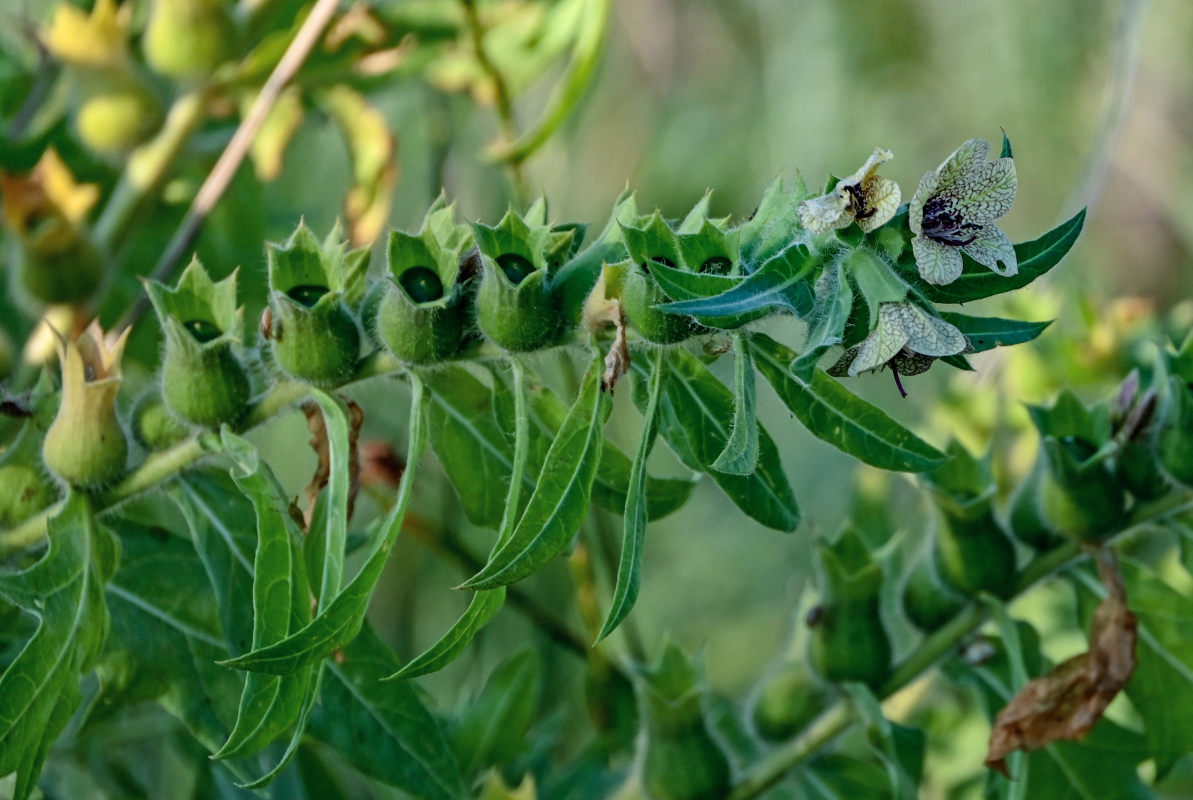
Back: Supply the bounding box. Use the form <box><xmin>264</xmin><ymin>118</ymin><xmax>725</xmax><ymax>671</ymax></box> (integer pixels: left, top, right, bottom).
<box><xmin>43</xmin><ymin>0</ymin><xmax>133</xmax><ymax>69</ymax></box>
<box><xmin>797</xmin><ymin>148</ymin><xmax>901</xmax><ymax>234</ymax></box>
<box><xmin>42</xmin><ymin>322</ymin><xmax>131</xmax><ymax>488</ymax></box>
<box><xmin>909</xmin><ymin>138</ymin><xmax>1017</xmax><ymax>285</ymax></box>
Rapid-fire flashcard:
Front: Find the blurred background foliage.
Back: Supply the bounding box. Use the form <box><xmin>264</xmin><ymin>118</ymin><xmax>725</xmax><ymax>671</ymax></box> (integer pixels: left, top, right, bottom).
<box><xmin>2</xmin><ymin>0</ymin><xmax>1193</xmax><ymax>797</ymax></box>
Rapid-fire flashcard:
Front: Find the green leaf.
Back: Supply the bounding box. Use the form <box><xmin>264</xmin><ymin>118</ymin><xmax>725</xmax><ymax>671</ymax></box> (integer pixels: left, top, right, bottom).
<box><xmin>220</xmin><ymin>378</ymin><xmax>428</xmax><ymax>676</ymax></box>
<box><xmin>752</xmin><ymin>334</ymin><xmax>947</xmax><ymax>472</ymax></box>
<box><xmin>460</xmin><ymin>354</ymin><xmax>611</xmax><ymax>589</ymax></box>
<box><xmin>843</xmin><ymin>684</ymin><xmax>924</xmax><ymax>800</ymax></box>
<box><xmin>791</xmin><ymin>262</ymin><xmax>854</xmax><ymax>381</ymax></box>
<box><xmin>425</xmin><ymin>366</ymin><xmax>522</xmax><ymax>529</ymax></box>
<box><xmin>597</xmin><ymin>349</ymin><xmax>665</xmax><ymax>643</ymax></box>
<box><xmin>903</xmin><ymin>210</ymin><xmax>1085</xmax><ymax>304</ymax></box>
<box><xmin>792</xmin><ymin>754</ymin><xmax>894</xmax><ymax>800</ymax></box>
<box><xmin>711</xmin><ymin>333</ymin><xmax>760</xmax><ymax>475</ymax></box>
<box><xmin>1075</xmin><ymin>561</ymin><xmax>1193</xmax><ymax>779</ymax></box>
<box><xmin>211</xmin><ymin>430</ymin><xmax>315</xmax><ymax>764</ymax></box>
<box><xmin>0</xmin><ymin>493</ymin><xmax>108</xmax><ymax>800</ymax></box>
<box><xmin>738</xmin><ymin>175</ymin><xmax>809</xmax><ymax>267</ymax></box>
<box><xmin>650</xmin><ymin>348</ymin><xmax>800</xmax><ymax>532</ymax></box>
<box><xmin>310</xmin><ymin>623</ymin><xmax>466</xmax><ymax>799</ymax></box>
<box><xmin>451</xmin><ymin>649</ymin><xmax>541</xmax><ymax>777</ymax></box>
<box><xmin>1001</xmin><ymin>130</ymin><xmax>1014</xmax><ymax>159</ymax></box>
<box><xmin>938</xmin><ymin>312</ymin><xmax>1051</xmax><ymax>354</ymax></box>
<box><xmin>658</xmin><ymin>243</ymin><xmax>815</xmax><ymax>322</ymax></box>
<box><xmin>304</xmin><ymin>389</ymin><xmax>352</xmax><ymax>607</ymax></box>
<box><xmin>388</xmin><ymin>588</ymin><xmax>506</xmax><ymax>680</ymax></box>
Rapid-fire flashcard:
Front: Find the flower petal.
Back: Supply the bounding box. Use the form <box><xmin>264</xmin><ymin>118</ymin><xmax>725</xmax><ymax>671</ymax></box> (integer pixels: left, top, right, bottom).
<box><xmin>848</xmin><ymin>303</ymin><xmax>911</xmax><ymax>376</ymax></box>
<box><xmin>941</xmin><ymin>157</ymin><xmax>1016</xmax><ymax>224</ymax></box>
<box><xmin>962</xmin><ymin>224</ymin><xmax>1018</xmax><ymax>276</ymax></box>
<box><xmin>935</xmin><ymin>138</ymin><xmax>989</xmax><ymax>193</ymax></box>
<box><xmin>856</xmin><ymin>175</ymin><xmax>901</xmax><ymax>232</ymax></box>
<box><xmin>797</xmin><ymin>188</ymin><xmax>852</xmax><ymax>233</ymax></box>
<box><xmin>912</xmin><ymin>235</ymin><xmax>963</xmax><ymax>285</ymax></box>
<box><xmin>901</xmin><ymin>303</ymin><xmax>967</xmax><ymax>357</ymax></box>
<box><xmin>845</xmin><ymin>147</ymin><xmax>893</xmax><ymax>185</ymax></box>
<box><xmin>908</xmin><ymin>169</ymin><xmax>939</xmax><ymax>236</ymax></box>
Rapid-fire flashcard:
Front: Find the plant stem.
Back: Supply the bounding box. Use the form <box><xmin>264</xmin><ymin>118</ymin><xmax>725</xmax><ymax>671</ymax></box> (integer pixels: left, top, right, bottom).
<box><xmin>726</xmin><ymin>492</ymin><xmax>1193</xmax><ymax>800</ymax></box>
<box><xmin>117</xmin><ymin>0</ymin><xmax>342</xmax><ymax>330</ymax></box>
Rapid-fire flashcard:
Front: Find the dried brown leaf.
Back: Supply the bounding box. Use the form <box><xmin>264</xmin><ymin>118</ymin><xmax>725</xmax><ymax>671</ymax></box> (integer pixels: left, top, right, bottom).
<box><xmin>300</xmin><ymin>398</ymin><xmax>365</xmax><ymax>531</ymax></box>
<box><xmin>359</xmin><ymin>439</ymin><xmax>405</xmax><ymax>489</ymax></box>
<box><xmin>601</xmin><ymin>305</ymin><xmax>630</xmax><ymax>394</ymax></box>
<box><xmin>985</xmin><ymin>549</ymin><xmax>1137</xmax><ymax>774</ymax></box>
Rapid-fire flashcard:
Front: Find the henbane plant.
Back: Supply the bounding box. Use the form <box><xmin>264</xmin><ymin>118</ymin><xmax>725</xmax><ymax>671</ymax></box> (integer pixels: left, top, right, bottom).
<box><xmin>9</xmin><ymin>118</ymin><xmax>1176</xmax><ymax>800</ymax></box>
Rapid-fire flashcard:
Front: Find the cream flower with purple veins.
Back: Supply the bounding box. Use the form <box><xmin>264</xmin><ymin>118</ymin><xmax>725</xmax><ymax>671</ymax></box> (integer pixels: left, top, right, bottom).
<box><xmin>797</xmin><ymin>147</ymin><xmax>901</xmax><ymax>234</ymax></box>
<box><xmin>909</xmin><ymin>138</ymin><xmax>1017</xmax><ymax>285</ymax></box>
<box><xmin>833</xmin><ymin>301</ymin><xmax>967</xmax><ymax>380</ymax></box>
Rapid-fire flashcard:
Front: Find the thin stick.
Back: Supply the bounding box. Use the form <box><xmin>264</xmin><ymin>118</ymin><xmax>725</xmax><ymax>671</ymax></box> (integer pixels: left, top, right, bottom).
<box><xmin>117</xmin><ymin>0</ymin><xmax>341</xmax><ymax>329</ymax></box>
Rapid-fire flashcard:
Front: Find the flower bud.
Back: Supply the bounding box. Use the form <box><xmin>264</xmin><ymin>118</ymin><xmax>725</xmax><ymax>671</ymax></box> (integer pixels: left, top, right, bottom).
<box><xmin>143</xmin><ymin>0</ymin><xmax>237</xmax><ymax>80</ymax></box>
<box><xmin>751</xmin><ymin>663</ymin><xmax>830</xmax><ymax>742</ymax></box>
<box><xmin>807</xmin><ymin>530</ymin><xmax>891</xmax><ymax>688</ymax></box>
<box><xmin>922</xmin><ymin>442</ymin><xmax>1017</xmax><ymax>597</ymax></box>
<box><xmin>473</xmin><ymin>211</ymin><xmax>562</xmax><ymax>352</ymax></box>
<box><xmin>901</xmin><ymin>559</ymin><xmax>964</xmax><ymax>632</ymax></box>
<box><xmin>374</xmin><ymin>224</ymin><xmax>467</xmax><ymax>365</ymax></box>
<box><xmin>42</xmin><ymin>322</ymin><xmax>130</xmax><ymax>488</ymax></box>
<box><xmin>1</xmin><ymin>150</ymin><xmax>104</xmax><ymax>307</ymax></box>
<box><xmin>146</xmin><ymin>258</ymin><xmax>251</xmax><ymax>428</ymax></box>
<box><xmin>265</xmin><ymin>222</ymin><xmax>365</xmax><ymax>387</ymax></box>
<box><xmin>131</xmin><ymin>389</ymin><xmax>189</xmax><ymax>451</ymax></box>
<box><xmin>634</xmin><ymin>644</ymin><xmax>732</xmax><ymax>800</ymax></box>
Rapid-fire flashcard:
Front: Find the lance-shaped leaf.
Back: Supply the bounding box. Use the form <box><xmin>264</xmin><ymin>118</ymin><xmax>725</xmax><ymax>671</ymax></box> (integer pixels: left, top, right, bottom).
<box><xmin>647</xmin><ymin>349</ymin><xmax>800</xmax><ymax>532</ymax></box>
<box><xmin>0</xmin><ymin>494</ymin><xmax>109</xmax><ymax>800</ymax></box>
<box><xmin>711</xmin><ymin>332</ymin><xmax>759</xmax><ymax>475</ymax></box>
<box><xmin>597</xmin><ymin>349</ymin><xmax>665</xmax><ymax>642</ymax></box>
<box><xmin>938</xmin><ymin>312</ymin><xmax>1051</xmax><ymax>354</ymax></box>
<box><xmin>303</xmin><ymin>390</ymin><xmax>352</xmax><ymax>608</ymax></box>
<box><xmin>212</xmin><ymin>430</ymin><xmax>314</xmax><ymax>762</ymax></box>
<box><xmin>657</xmin><ymin>242</ymin><xmax>815</xmax><ymax>322</ymax></box>
<box><xmin>452</xmin><ymin>649</ymin><xmax>541</xmax><ymax>777</ymax></box>
<box><xmin>221</xmin><ymin>381</ymin><xmax>429</xmax><ymax>676</ymax></box>
<box><xmin>310</xmin><ymin>623</ymin><xmax>466</xmax><ymax>799</ymax></box>
<box><xmin>459</xmin><ymin>355</ymin><xmax>611</xmax><ymax>589</ymax></box>
<box><xmin>898</xmin><ymin>210</ymin><xmax>1086</xmax><ymax>305</ymax></box>
<box><xmin>751</xmin><ymin>334</ymin><xmax>947</xmax><ymax>472</ymax></box>
<box><xmin>791</xmin><ymin>261</ymin><xmax>854</xmax><ymax>381</ymax></box>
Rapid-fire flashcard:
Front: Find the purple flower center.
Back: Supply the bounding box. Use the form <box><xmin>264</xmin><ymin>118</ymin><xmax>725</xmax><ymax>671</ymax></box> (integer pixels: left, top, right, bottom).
<box><xmin>921</xmin><ymin>195</ymin><xmax>980</xmax><ymax>246</ymax></box>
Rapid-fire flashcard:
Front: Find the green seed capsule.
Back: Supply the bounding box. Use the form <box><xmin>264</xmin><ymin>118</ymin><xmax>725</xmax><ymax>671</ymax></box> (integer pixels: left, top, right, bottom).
<box><xmin>131</xmin><ymin>390</ymin><xmax>189</xmax><ymax>451</ymax></box>
<box><xmin>269</xmin><ymin>293</ymin><xmax>361</xmax><ymax>387</ymax></box>
<box><xmin>622</xmin><ymin>267</ymin><xmax>698</xmax><ymax>344</ymax></box>
<box><xmin>751</xmin><ymin>664</ymin><xmax>830</xmax><ymax>742</ymax></box>
<box><xmin>807</xmin><ymin>538</ymin><xmax>892</xmax><ymax>688</ymax></box>
<box><xmin>476</xmin><ymin>260</ymin><xmax>560</xmax><ymax>352</ymax></box>
<box><xmin>496</xmin><ymin>253</ymin><xmax>536</xmax><ymax>285</ymax></box>
<box><xmin>398</xmin><ymin>266</ymin><xmax>444</xmax><ymax>303</ymax></box>
<box><xmin>1037</xmin><ymin>436</ymin><xmax>1126</xmax><ymax>543</ymax></box>
<box><xmin>931</xmin><ymin>502</ymin><xmax>1017</xmax><ymax>597</ymax></box>
<box><xmin>1008</xmin><ymin>458</ymin><xmax>1062</xmax><ymax>551</ymax></box>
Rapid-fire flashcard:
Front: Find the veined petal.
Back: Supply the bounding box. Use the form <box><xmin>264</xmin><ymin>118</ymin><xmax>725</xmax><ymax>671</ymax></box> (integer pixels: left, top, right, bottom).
<box><xmin>934</xmin><ymin>138</ymin><xmax>989</xmax><ymax>193</ymax></box>
<box><xmin>908</xmin><ymin>170</ymin><xmax>939</xmax><ymax>236</ymax></box>
<box><xmin>912</xmin><ymin>235</ymin><xmax>963</xmax><ymax>285</ymax></box>
<box><xmin>845</xmin><ymin>147</ymin><xmax>894</xmax><ymax>185</ymax></box>
<box><xmin>848</xmin><ymin>303</ymin><xmax>911</xmax><ymax>376</ymax></box>
<box><xmin>856</xmin><ymin>176</ymin><xmax>901</xmax><ymax>232</ymax></box>
<box><xmin>942</xmin><ymin>158</ymin><xmax>1016</xmax><ymax>223</ymax></box>
<box><xmin>891</xmin><ymin>350</ymin><xmax>936</xmax><ymax>376</ymax></box>
<box><xmin>901</xmin><ymin>303</ymin><xmax>967</xmax><ymax>357</ymax></box>
<box><xmin>797</xmin><ymin>188</ymin><xmax>852</xmax><ymax>233</ymax></box>
<box><xmin>962</xmin><ymin>224</ymin><xmax>1018</xmax><ymax>276</ymax></box>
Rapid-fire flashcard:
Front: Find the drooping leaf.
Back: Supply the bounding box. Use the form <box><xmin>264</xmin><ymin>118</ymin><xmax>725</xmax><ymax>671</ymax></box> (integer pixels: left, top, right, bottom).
<box><xmin>648</xmin><ymin>348</ymin><xmax>799</xmax><ymax>532</ymax></box>
<box><xmin>452</xmin><ymin>649</ymin><xmax>542</xmax><ymax>777</ymax></box>
<box><xmin>460</xmin><ymin>355</ymin><xmax>611</xmax><ymax>589</ymax></box>
<box><xmin>938</xmin><ymin>312</ymin><xmax>1051</xmax><ymax>354</ymax></box>
<box><xmin>310</xmin><ymin>623</ymin><xmax>466</xmax><ymax>799</ymax></box>
<box><xmin>597</xmin><ymin>349</ymin><xmax>665</xmax><ymax>642</ymax></box>
<box><xmin>902</xmin><ymin>210</ymin><xmax>1085</xmax><ymax>304</ymax></box>
<box><xmin>711</xmin><ymin>332</ymin><xmax>760</xmax><ymax>475</ymax></box>
<box><xmin>389</xmin><ymin>589</ymin><xmax>506</xmax><ymax>680</ymax></box>
<box><xmin>220</xmin><ymin>378</ymin><xmax>428</xmax><ymax>676</ymax></box>
<box><xmin>752</xmin><ymin>334</ymin><xmax>946</xmax><ymax>472</ymax></box>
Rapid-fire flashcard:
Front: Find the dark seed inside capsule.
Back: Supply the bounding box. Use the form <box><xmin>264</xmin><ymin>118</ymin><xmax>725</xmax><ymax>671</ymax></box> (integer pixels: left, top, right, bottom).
<box><xmin>183</xmin><ymin>319</ymin><xmax>222</xmax><ymax>343</ymax></box>
<box><xmin>700</xmin><ymin>256</ymin><xmax>733</xmax><ymax>275</ymax></box>
<box><xmin>496</xmin><ymin>253</ymin><xmax>536</xmax><ymax>285</ymax></box>
<box><xmin>399</xmin><ymin>266</ymin><xmax>445</xmax><ymax>302</ymax></box>
<box><xmin>286</xmin><ymin>284</ymin><xmax>330</xmax><ymax>308</ymax></box>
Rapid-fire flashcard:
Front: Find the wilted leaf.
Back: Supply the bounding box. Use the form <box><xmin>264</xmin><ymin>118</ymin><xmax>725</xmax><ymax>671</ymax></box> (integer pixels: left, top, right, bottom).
<box><xmin>985</xmin><ymin>550</ymin><xmax>1136</xmax><ymax>774</ymax></box>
